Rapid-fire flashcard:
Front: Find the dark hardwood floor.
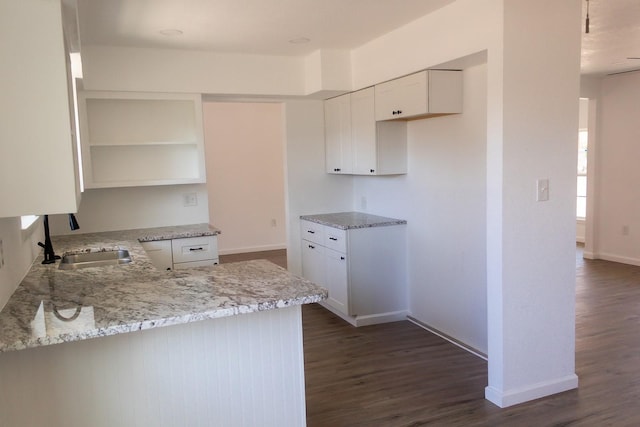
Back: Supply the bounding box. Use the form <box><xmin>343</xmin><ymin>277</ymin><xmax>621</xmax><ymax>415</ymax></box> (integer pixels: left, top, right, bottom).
<box><xmin>229</xmin><ymin>247</ymin><xmax>640</xmax><ymax>426</ymax></box>
<box><xmin>219</xmin><ymin>249</ymin><xmax>287</xmax><ymax>268</ymax></box>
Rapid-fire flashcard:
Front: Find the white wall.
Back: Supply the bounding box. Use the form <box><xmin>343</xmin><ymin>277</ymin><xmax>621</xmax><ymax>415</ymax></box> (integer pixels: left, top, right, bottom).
<box><xmin>349</xmin><ymin>0</ymin><xmax>581</xmax><ymax>407</ymax></box>
<box><xmin>590</xmin><ymin>71</ymin><xmax>640</xmax><ymax>265</ymax></box>
<box><xmin>203</xmin><ymin>102</ymin><xmax>287</xmax><ymax>254</ymax></box>
<box><xmin>83</xmin><ymin>46</ymin><xmax>351</xmax><ymax>97</ymax></box>
<box><xmin>353</xmin><ymin>63</ymin><xmax>488</xmax><ymax>354</ymax></box>
<box><xmin>0</xmin><ymin>218</ymin><xmax>42</xmax><ymax>311</ymax></box>
<box><xmin>49</xmin><ymin>184</ymin><xmax>209</xmax><ymax>235</ymax></box>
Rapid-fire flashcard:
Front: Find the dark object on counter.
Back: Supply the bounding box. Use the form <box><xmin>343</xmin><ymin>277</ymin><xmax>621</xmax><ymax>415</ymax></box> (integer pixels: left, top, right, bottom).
<box><xmin>38</xmin><ymin>214</ymin><xmax>80</xmax><ymax>264</ymax></box>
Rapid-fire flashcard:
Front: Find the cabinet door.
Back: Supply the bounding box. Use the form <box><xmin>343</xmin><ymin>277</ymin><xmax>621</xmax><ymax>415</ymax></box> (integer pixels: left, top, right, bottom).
<box><xmin>374</xmin><ymin>71</ymin><xmax>427</xmax><ymax>121</ymax></box>
<box><xmin>141</xmin><ymin>240</ymin><xmax>173</xmax><ymax>271</ymax></box>
<box><xmin>173</xmin><ymin>259</ymin><xmax>218</xmax><ymax>270</ymax></box>
<box><xmin>350</xmin><ymin>88</ymin><xmax>377</xmax><ymax>175</ymax></box>
<box><xmin>301</xmin><ymin>240</ymin><xmax>326</xmax><ymax>287</ymax></box>
<box><xmin>324</xmin><ymin>94</ymin><xmax>352</xmax><ymax>174</ymax></box>
<box><xmin>325</xmin><ymin>249</ymin><xmax>349</xmax><ymax>315</ymax></box>
<box><xmin>0</xmin><ymin>0</ymin><xmax>80</xmax><ymax>217</ymax></box>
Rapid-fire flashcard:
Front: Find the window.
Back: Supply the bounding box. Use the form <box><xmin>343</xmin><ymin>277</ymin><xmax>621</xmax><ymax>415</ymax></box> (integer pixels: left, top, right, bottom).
<box><xmin>577</xmin><ymin>129</ymin><xmax>588</xmax><ymax>219</ymax></box>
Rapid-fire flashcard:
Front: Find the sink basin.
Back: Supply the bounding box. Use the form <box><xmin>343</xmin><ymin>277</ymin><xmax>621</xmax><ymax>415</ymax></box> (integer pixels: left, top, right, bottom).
<box><xmin>59</xmin><ymin>250</ymin><xmax>132</xmax><ymax>270</ymax></box>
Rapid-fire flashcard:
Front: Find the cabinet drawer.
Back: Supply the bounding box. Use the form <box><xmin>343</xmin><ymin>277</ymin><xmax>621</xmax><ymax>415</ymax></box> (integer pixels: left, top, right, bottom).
<box><xmin>324</xmin><ymin>227</ymin><xmax>347</xmax><ymax>253</ymax></box>
<box><xmin>173</xmin><ymin>259</ymin><xmax>219</xmax><ymax>270</ymax></box>
<box><xmin>300</xmin><ymin>220</ymin><xmax>325</xmax><ymax>245</ymax></box>
<box><xmin>171</xmin><ymin>236</ymin><xmax>218</xmax><ymax>264</ymax></box>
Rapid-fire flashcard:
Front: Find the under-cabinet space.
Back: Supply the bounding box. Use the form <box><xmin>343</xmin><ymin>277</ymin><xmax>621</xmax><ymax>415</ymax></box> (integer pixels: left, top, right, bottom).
<box><xmin>79</xmin><ymin>91</ymin><xmax>206</xmax><ymax>189</ymax></box>
<box><xmin>140</xmin><ymin>239</ymin><xmax>173</xmax><ymax>271</ymax></box>
<box><xmin>374</xmin><ymin>70</ymin><xmax>462</xmax><ymax>121</ymax></box>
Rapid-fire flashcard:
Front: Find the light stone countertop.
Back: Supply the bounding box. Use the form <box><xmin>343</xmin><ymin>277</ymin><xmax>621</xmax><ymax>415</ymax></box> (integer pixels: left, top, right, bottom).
<box><xmin>300</xmin><ymin>212</ymin><xmax>407</xmax><ymax>230</ymax></box>
<box><xmin>0</xmin><ymin>224</ymin><xmax>327</xmax><ymax>353</ymax></box>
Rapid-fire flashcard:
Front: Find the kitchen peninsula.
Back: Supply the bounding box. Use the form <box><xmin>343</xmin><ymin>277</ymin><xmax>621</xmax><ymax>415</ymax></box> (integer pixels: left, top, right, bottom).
<box><xmin>0</xmin><ymin>224</ymin><xmax>326</xmax><ymax>427</ymax></box>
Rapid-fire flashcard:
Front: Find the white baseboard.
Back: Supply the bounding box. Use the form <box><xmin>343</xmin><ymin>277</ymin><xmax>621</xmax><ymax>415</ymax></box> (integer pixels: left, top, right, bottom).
<box><xmin>218</xmin><ymin>244</ymin><xmax>286</xmax><ymax>256</ymax></box>
<box><xmin>485</xmin><ymin>374</ymin><xmax>579</xmax><ymax>408</ymax></box>
<box><xmin>317</xmin><ymin>302</ymin><xmax>407</xmax><ymax>327</ymax></box>
<box><xmin>595</xmin><ymin>252</ymin><xmax>640</xmax><ymax>267</ymax></box>
<box><xmin>407</xmin><ymin>316</ymin><xmax>487</xmax><ymax>360</ymax></box>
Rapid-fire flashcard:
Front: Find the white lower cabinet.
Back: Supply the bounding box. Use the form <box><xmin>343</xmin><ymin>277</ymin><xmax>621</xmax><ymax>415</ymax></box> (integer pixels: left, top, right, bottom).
<box><xmin>141</xmin><ymin>236</ymin><xmax>219</xmax><ymax>270</ymax></box>
<box><xmin>300</xmin><ymin>220</ymin><xmax>407</xmax><ymax>326</ymax></box>
<box><xmin>140</xmin><ymin>239</ymin><xmax>173</xmax><ymax>270</ymax></box>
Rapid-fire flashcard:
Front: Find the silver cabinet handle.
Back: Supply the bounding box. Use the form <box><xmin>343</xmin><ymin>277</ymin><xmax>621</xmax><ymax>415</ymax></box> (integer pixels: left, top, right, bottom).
<box><xmin>329</xmin><ymin>237</ymin><xmax>338</xmax><ymax>241</ymax></box>
<box><xmin>189</xmin><ymin>247</ymin><xmax>204</xmax><ymax>251</ymax></box>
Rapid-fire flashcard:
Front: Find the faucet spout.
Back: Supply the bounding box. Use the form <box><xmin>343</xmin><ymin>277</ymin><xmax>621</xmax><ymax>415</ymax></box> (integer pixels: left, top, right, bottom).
<box><xmin>38</xmin><ymin>214</ymin><xmax>81</xmax><ymax>264</ymax></box>
<box><xmin>38</xmin><ymin>215</ymin><xmax>59</xmax><ymax>264</ymax></box>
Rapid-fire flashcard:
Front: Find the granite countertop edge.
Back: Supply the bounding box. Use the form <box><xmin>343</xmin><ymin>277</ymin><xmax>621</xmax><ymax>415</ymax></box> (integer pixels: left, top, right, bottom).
<box><xmin>300</xmin><ymin>211</ymin><xmax>407</xmax><ymax>230</ymax></box>
<box><xmin>0</xmin><ymin>223</ymin><xmax>327</xmax><ymax>354</ymax></box>
<box><xmin>2</xmin><ymin>293</ymin><xmax>326</xmax><ymax>353</ymax></box>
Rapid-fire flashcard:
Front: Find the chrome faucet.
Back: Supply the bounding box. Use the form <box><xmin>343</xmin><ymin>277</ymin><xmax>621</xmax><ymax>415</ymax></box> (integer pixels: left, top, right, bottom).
<box><xmin>38</xmin><ymin>214</ymin><xmax>80</xmax><ymax>264</ymax></box>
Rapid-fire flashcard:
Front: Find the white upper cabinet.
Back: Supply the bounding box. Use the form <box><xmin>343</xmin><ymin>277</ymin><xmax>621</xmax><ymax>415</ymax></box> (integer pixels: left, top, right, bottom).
<box><xmin>324</xmin><ymin>93</ymin><xmax>353</xmax><ymax>174</ymax></box>
<box><xmin>79</xmin><ymin>91</ymin><xmax>206</xmax><ymax>189</ymax></box>
<box><xmin>374</xmin><ymin>70</ymin><xmax>462</xmax><ymax>121</ymax></box>
<box><xmin>325</xmin><ymin>88</ymin><xmax>407</xmax><ymax>176</ymax></box>
<box><xmin>0</xmin><ymin>0</ymin><xmax>81</xmax><ymax>217</ymax></box>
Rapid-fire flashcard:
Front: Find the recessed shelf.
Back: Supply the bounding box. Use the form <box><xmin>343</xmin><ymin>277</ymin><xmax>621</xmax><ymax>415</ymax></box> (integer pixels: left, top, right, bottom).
<box><xmin>79</xmin><ymin>91</ymin><xmax>206</xmax><ymax>189</ymax></box>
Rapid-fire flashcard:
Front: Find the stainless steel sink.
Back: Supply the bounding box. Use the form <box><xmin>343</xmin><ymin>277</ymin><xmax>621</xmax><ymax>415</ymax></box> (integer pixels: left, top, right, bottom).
<box><xmin>58</xmin><ymin>250</ymin><xmax>132</xmax><ymax>270</ymax></box>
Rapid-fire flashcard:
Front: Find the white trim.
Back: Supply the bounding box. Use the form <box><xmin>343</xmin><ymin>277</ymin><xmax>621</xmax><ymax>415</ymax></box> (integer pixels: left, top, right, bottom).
<box><xmin>485</xmin><ymin>374</ymin><xmax>578</xmax><ymax>408</ymax></box>
<box><xmin>218</xmin><ymin>244</ymin><xmax>286</xmax><ymax>256</ymax></box>
<box><xmin>594</xmin><ymin>252</ymin><xmax>640</xmax><ymax>267</ymax></box>
<box><xmin>582</xmin><ymin>250</ymin><xmax>596</xmax><ymax>259</ymax></box>
<box><xmin>317</xmin><ymin>302</ymin><xmax>407</xmax><ymax>327</ymax></box>
<box><xmin>407</xmin><ymin>316</ymin><xmax>487</xmax><ymax>360</ymax></box>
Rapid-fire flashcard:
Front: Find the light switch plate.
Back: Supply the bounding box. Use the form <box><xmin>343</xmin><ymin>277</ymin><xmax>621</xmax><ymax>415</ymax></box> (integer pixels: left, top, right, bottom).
<box><xmin>537</xmin><ymin>179</ymin><xmax>549</xmax><ymax>202</ymax></box>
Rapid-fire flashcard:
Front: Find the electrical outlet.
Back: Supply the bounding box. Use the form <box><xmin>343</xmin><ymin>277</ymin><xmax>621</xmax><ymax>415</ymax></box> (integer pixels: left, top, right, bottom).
<box><xmin>0</xmin><ymin>239</ymin><xmax>4</xmax><ymax>270</ymax></box>
<box><xmin>622</xmin><ymin>225</ymin><xmax>630</xmax><ymax>236</ymax></box>
<box><xmin>361</xmin><ymin>196</ymin><xmax>368</xmax><ymax>210</ymax></box>
<box><xmin>183</xmin><ymin>192</ymin><xmax>198</xmax><ymax>207</ymax></box>
<box><xmin>270</xmin><ymin>219</ymin><xmax>277</xmax><ymax>228</ymax></box>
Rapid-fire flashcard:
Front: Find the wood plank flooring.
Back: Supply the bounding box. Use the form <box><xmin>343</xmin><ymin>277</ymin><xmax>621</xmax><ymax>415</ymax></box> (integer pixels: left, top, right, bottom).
<box><xmin>219</xmin><ymin>249</ymin><xmax>287</xmax><ymax>268</ymax></box>
<box><xmin>229</xmin><ymin>248</ymin><xmax>640</xmax><ymax>426</ymax></box>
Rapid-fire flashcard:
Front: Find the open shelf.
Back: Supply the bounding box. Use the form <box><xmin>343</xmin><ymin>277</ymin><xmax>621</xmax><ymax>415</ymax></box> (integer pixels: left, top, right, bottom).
<box><xmin>79</xmin><ymin>91</ymin><xmax>206</xmax><ymax>188</ymax></box>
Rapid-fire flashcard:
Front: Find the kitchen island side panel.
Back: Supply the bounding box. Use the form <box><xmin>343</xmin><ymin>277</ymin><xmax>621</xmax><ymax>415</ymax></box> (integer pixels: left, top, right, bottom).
<box><xmin>0</xmin><ymin>305</ymin><xmax>306</xmax><ymax>427</ymax></box>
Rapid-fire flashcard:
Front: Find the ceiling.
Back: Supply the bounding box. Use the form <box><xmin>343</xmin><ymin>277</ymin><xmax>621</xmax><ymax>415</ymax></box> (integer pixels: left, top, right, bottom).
<box><xmin>77</xmin><ymin>0</ymin><xmax>455</xmax><ymax>56</ymax></box>
<box><xmin>77</xmin><ymin>0</ymin><xmax>640</xmax><ymax>76</ymax></box>
<box><xmin>581</xmin><ymin>0</ymin><xmax>640</xmax><ymax>76</ymax></box>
